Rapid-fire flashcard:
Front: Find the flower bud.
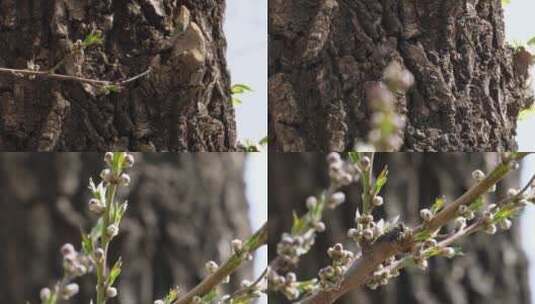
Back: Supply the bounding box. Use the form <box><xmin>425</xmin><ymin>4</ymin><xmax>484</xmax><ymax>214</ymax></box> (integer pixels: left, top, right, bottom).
<box><xmin>62</xmin><ymin>283</ymin><xmax>79</xmax><ymax>299</ymax></box>
<box><xmin>154</xmin><ymin>300</ymin><xmax>165</xmax><ymax>304</ymax></box>
<box><xmin>419</xmin><ymin>209</ymin><xmax>433</xmax><ymax>222</ymax></box>
<box><xmin>472</xmin><ymin>169</ymin><xmax>485</xmax><ymax>182</ymax></box>
<box><xmin>61</xmin><ymin>243</ymin><xmax>75</xmax><ymax>257</ymax></box>
<box><xmin>441</xmin><ymin>247</ymin><xmax>456</xmax><ymax>258</ymax></box>
<box><xmin>485</xmin><ymin>224</ymin><xmax>497</xmax><ymax>235</ymax></box>
<box><xmin>106</xmin><ymin>287</ymin><xmax>118</xmax><ymax>298</ymax></box>
<box><xmin>125</xmin><ymin>153</ymin><xmax>135</xmax><ymax>168</ymax></box>
<box><xmin>360</xmin><ymin>156</ymin><xmax>371</xmax><ymax>171</ymax></box>
<box><xmin>328</xmin><ymin>192</ymin><xmax>345</xmax><ymax>208</ymax></box>
<box><xmin>104</xmin><ymin>152</ymin><xmax>114</xmax><ymax>166</ymax></box>
<box><xmin>231</xmin><ymin>239</ymin><xmax>243</xmax><ymax>254</ymax></box>
<box><xmin>499</xmin><ymin>219</ymin><xmax>512</xmax><ymax>230</ymax></box>
<box><xmin>95</xmin><ymin>248</ymin><xmax>105</xmax><ymax>260</ymax></box>
<box><xmin>306</xmin><ymin>196</ymin><xmax>317</xmax><ymax>209</ymax></box>
<box><xmin>372</xmin><ymin>195</ymin><xmax>384</xmax><ymax>207</ymax></box>
<box><xmin>326</xmin><ymin>152</ymin><xmax>341</xmax><ymax>164</ymax></box>
<box><xmin>314</xmin><ymin>221</ymin><xmax>326</xmax><ymax>232</ymax></box>
<box><xmin>100</xmin><ymin>168</ymin><xmax>112</xmax><ymax>183</ymax></box>
<box><xmin>119</xmin><ymin>173</ymin><xmax>131</xmax><ymax>186</ymax></box>
<box><xmin>205</xmin><ymin>261</ymin><xmax>218</xmax><ymax>273</ymax></box>
<box><xmin>88</xmin><ymin>198</ymin><xmax>105</xmax><ymax>214</ymax></box>
<box><xmin>107</xmin><ymin>224</ymin><xmax>119</xmax><ymax>238</ymax></box>
<box><xmin>40</xmin><ymin>288</ymin><xmax>51</xmax><ymax>301</ymax></box>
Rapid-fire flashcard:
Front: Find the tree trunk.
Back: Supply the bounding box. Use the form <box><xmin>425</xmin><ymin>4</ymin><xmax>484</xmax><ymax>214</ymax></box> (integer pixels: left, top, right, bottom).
<box><xmin>268</xmin><ymin>0</ymin><xmax>534</xmax><ymax>152</ymax></box>
<box><xmin>0</xmin><ymin>153</ymin><xmax>252</xmax><ymax>303</ymax></box>
<box><xmin>0</xmin><ymin>1</ymin><xmax>236</xmax><ymax>151</ymax></box>
<box><xmin>268</xmin><ymin>153</ymin><xmax>531</xmax><ymax>304</ymax></box>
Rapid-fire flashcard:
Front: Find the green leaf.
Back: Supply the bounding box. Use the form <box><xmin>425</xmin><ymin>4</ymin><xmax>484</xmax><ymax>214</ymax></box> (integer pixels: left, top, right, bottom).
<box><xmin>232</xmin><ymin>97</ymin><xmax>242</xmax><ymax>106</ymax></box>
<box><xmin>107</xmin><ymin>258</ymin><xmax>123</xmax><ymax>286</ymax></box>
<box><xmin>518</xmin><ymin>105</ymin><xmax>535</xmax><ymax>121</ymax></box>
<box><xmin>468</xmin><ymin>196</ymin><xmax>484</xmax><ymax>212</ymax></box>
<box><xmin>201</xmin><ymin>289</ymin><xmax>218</xmax><ymax>302</ymax></box>
<box><xmin>373</xmin><ymin>166</ymin><xmax>389</xmax><ymax>194</ymax></box>
<box><xmin>291</xmin><ymin>211</ymin><xmax>306</xmax><ymax>235</ymax></box>
<box><xmin>259</xmin><ymin>136</ymin><xmax>268</xmax><ymax>146</ymax></box>
<box><xmin>231</xmin><ymin>84</ymin><xmax>253</xmax><ymax>95</ymax></box>
<box><xmin>347</xmin><ymin>152</ymin><xmax>361</xmax><ymax>164</ymax></box>
<box><xmin>501</xmin><ymin>0</ymin><xmax>511</xmax><ymax>6</ymax></box>
<box><xmin>99</xmin><ymin>84</ymin><xmax>121</xmax><ymax>95</ymax></box>
<box><xmin>431</xmin><ymin>196</ymin><xmax>446</xmax><ymax>214</ymax></box>
<box><xmin>528</xmin><ymin>37</ymin><xmax>535</xmax><ymax>47</ymax></box>
<box><xmin>81</xmin><ymin>232</ymin><xmax>93</xmax><ymax>255</ymax></box>
<box><xmin>163</xmin><ymin>288</ymin><xmax>179</xmax><ymax>304</ymax></box>
<box><xmin>82</xmin><ymin>30</ymin><xmax>104</xmax><ymax>48</ymax></box>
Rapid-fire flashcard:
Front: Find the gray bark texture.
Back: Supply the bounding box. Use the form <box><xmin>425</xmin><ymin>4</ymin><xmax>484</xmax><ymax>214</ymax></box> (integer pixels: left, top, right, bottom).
<box><xmin>0</xmin><ymin>0</ymin><xmax>237</xmax><ymax>151</ymax></box>
<box><xmin>268</xmin><ymin>153</ymin><xmax>531</xmax><ymax>304</ymax></box>
<box><xmin>0</xmin><ymin>153</ymin><xmax>252</xmax><ymax>303</ymax></box>
<box><xmin>268</xmin><ymin>0</ymin><xmax>534</xmax><ymax>151</ymax></box>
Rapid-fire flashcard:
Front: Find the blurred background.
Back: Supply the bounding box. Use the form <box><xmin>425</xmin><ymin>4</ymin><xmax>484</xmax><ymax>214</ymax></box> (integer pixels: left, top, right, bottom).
<box><xmin>225</xmin><ymin>0</ymin><xmax>268</xmax><ymax>145</ymax></box>
<box><xmin>0</xmin><ymin>153</ymin><xmax>267</xmax><ymax>304</ymax></box>
<box><xmin>269</xmin><ymin>153</ymin><xmax>533</xmax><ymax>304</ymax></box>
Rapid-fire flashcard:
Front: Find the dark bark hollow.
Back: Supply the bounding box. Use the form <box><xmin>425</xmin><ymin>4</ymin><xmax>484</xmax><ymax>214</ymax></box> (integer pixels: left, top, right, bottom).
<box><xmin>268</xmin><ymin>0</ymin><xmax>534</xmax><ymax>152</ymax></box>
<box><xmin>268</xmin><ymin>153</ymin><xmax>530</xmax><ymax>304</ymax></box>
<box><xmin>0</xmin><ymin>0</ymin><xmax>236</xmax><ymax>151</ymax></box>
<box><xmin>0</xmin><ymin>153</ymin><xmax>252</xmax><ymax>303</ymax></box>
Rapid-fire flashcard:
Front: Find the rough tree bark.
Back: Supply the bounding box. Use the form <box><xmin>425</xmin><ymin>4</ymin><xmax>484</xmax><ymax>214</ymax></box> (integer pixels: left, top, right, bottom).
<box><xmin>0</xmin><ymin>153</ymin><xmax>252</xmax><ymax>303</ymax></box>
<box><xmin>0</xmin><ymin>1</ymin><xmax>236</xmax><ymax>151</ymax></box>
<box><xmin>268</xmin><ymin>0</ymin><xmax>534</xmax><ymax>151</ymax></box>
<box><xmin>268</xmin><ymin>153</ymin><xmax>531</xmax><ymax>304</ymax></box>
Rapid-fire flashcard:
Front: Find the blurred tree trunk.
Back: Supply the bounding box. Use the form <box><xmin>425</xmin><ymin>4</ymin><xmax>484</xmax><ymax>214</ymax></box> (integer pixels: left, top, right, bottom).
<box><xmin>0</xmin><ymin>153</ymin><xmax>252</xmax><ymax>303</ymax></box>
<box><xmin>0</xmin><ymin>1</ymin><xmax>236</xmax><ymax>151</ymax></box>
<box><xmin>268</xmin><ymin>0</ymin><xmax>534</xmax><ymax>151</ymax></box>
<box><xmin>269</xmin><ymin>153</ymin><xmax>531</xmax><ymax>304</ymax></box>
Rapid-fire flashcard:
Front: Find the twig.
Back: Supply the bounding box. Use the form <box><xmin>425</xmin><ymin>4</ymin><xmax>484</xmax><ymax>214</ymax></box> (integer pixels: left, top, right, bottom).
<box><xmin>0</xmin><ymin>67</ymin><xmax>151</xmax><ymax>87</ymax></box>
<box><xmin>174</xmin><ymin>222</ymin><xmax>268</xmax><ymax>304</ymax></box>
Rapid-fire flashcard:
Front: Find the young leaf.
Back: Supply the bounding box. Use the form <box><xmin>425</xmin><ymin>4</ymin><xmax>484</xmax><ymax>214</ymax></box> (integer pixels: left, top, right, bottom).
<box><xmin>431</xmin><ymin>196</ymin><xmax>446</xmax><ymax>214</ymax></box>
<box><xmin>373</xmin><ymin>166</ymin><xmax>389</xmax><ymax>194</ymax></box>
<box><xmin>107</xmin><ymin>258</ymin><xmax>123</xmax><ymax>286</ymax></box>
<box><xmin>82</xmin><ymin>30</ymin><xmax>104</xmax><ymax>48</ymax></box>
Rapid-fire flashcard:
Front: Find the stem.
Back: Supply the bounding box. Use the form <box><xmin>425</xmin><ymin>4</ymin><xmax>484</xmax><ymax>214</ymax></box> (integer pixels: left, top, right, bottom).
<box><xmin>174</xmin><ymin>222</ymin><xmax>268</xmax><ymax>304</ymax></box>
<box><xmin>0</xmin><ymin>67</ymin><xmax>151</xmax><ymax>87</ymax></box>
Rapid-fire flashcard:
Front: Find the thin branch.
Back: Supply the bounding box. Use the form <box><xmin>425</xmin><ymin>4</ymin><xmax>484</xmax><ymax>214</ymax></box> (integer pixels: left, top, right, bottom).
<box><xmin>174</xmin><ymin>222</ymin><xmax>268</xmax><ymax>304</ymax></box>
<box><xmin>0</xmin><ymin>67</ymin><xmax>151</xmax><ymax>87</ymax></box>
<box><xmin>299</xmin><ymin>153</ymin><xmax>531</xmax><ymax>304</ymax></box>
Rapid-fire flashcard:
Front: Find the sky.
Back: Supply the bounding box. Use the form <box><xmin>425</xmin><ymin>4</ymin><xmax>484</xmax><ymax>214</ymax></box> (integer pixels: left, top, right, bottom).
<box><xmin>224</xmin><ymin>1</ymin><xmax>268</xmax><ymax>144</ymax></box>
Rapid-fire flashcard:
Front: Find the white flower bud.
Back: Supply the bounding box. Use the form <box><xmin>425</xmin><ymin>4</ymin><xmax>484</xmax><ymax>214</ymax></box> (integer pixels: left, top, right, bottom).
<box><xmin>507</xmin><ymin>188</ymin><xmax>518</xmax><ymax>197</ymax></box>
<box><xmin>472</xmin><ymin>169</ymin><xmax>485</xmax><ymax>181</ymax></box>
<box><xmin>107</xmin><ymin>224</ymin><xmax>119</xmax><ymax>238</ymax></box>
<box><xmin>286</xmin><ymin>272</ymin><xmax>297</xmax><ymax>283</ymax></box>
<box><xmin>372</xmin><ymin>195</ymin><xmax>384</xmax><ymax>207</ymax></box>
<box><xmin>61</xmin><ymin>243</ymin><xmax>75</xmax><ymax>257</ymax></box>
<box><xmin>328</xmin><ymin>192</ymin><xmax>346</xmax><ymax>208</ymax></box>
<box><xmin>95</xmin><ymin>248</ymin><xmax>105</xmax><ymax>260</ymax></box>
<box><xmin>154</xmin><ymin>300</ymin><xmax>165</xmax><ymax>304</ymax></box>
<box><xmin>192</xmin><ymin>296</ymin><xmax>202</xmax><ymax>304</ymax></box>
<box><xmin>360</xmin><ymin>156</ymin><xmax>371</xmax><ymax>171</ymax></box>
<box><xmin>205</xmin><ymin>261</ymin><xmax>218</xmax><ymax>273</ymax></box>
<box><xmin>455</xmin><ymin>217</ymin><xmax>466</xmax><ymax>229</ymax></box>
<box><xmin>88</xmin><ymin>198</ymin><xmax>105</xmax><ymax>214</ymax></box>
<box><xmin>240</xmin><ymin>280</ymin><xmax>251</xmax><ymax>288</ymax></box>
<box><xmin>314</xmin><ymin>221</ymin><xmax>326</xmax><ymax>232</ymax></box>
<box><xmin>62</xmin><ymin>283</ymin><xmax>79</xmax><ymax>299</ymax></box>
<box><xmin>231</xmin><ymin>239</ymin><xmax>243</xmax><ymax>254</ymax></box>
<box><xmin>40</xmin><ymin>288</ymin><xmax>51</xmax><ymax>301</ymax></box>
<box><xmin>485</xmin><ymin>224</ymin><xmax>497</xmax><ymax>235</ymax></box>
<box><xmin>100</xmin><ymin>168</ymin><xmax>112</xmax><ymax>183</ymax></box>
<box><xmin>363</xmin><ymin>228</ymin><xmax>374</xmax><ymax>240</ymax></box>
<box><xmin>104</xmin><ymin>152</ymin><xmax>114</xmax><ymax>165</ymax></box>
<box><xmin>442</xmin><ymin>247</ymin><xmax>456</xmax><ymax>258</ymax></box>
<box><xmin>119</xmin><ymin>173</ymin><xmax>131</xmax><ymax>186</ymax></box>
<box><xmin>326</xmin><ymin>152</ymin><xmax>341</xmax><ymax>164</ymax></box>
<box><xmin>125</xmin><ymin>153</ymin><xmax>135</xmax><ymax>168</ymax></box>
<box><xmin>106</xmin><ymin>287</ymin><xmax>118</xmax><ymax>298</ymax></box>
<box><xmin>499</xmin><ymin>219</ymin><xmax>512</xmax><ymax>230</ymax></box>
<box><xmin>419</xmin><ymin>209</ymin><xmax>433</xmax><ymax>222</ymax></box>
<box><xmin>306</xmin><ymin>196</ymin><xmax>317</xmax><ymax>209</ymax></box>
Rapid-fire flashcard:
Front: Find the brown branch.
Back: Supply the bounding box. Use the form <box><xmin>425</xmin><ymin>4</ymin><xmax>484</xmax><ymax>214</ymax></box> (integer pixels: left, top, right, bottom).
<box><xmin>299</xmin><ymin>153</ymin><xmax>531</xmax><ymax>304</ymax></box>
<box><xmin>174</xmin><ymin>222</ymin><xmax>268</xmax><ymax>304</ymax></box>
<box><xmin>0</xmin><ymin>67</ymin><xmax>151</xmax><ymax>87</ymax></box>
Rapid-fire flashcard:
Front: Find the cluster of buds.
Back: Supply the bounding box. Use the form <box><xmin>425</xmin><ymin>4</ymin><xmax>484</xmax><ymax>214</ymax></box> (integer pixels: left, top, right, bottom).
<box><xmin>61</xmin><ymin>243</ymin><xmax>91</xmax><ymax>277</ymax></box>
<box><xmin>347</xmin><ymin>210</ymin><xmax>384</xmax><ymax>244</ymax></box>
<box><xmin>268</xmin><ymin>270</ymin><xmax>300</xmax><ymax>300</ymax></box>
<box><xmin>326</xmin><ymin>152</ymin><xmax>360</xmax><ymax>190</ymax></box>
<box><xmin>276</xmin><ymin>232</ymin><xmax>315</xmax><ymax>265</ymax></box>
<box><xmin>364</xmin><ymin>62</ymin><xmax>414</xmax><ymax>152</ymax></box>
<box><xmin>318</xmin><ymin>243</ymin><xmax>354</xmax><ymax>290</ymax></box>
<box><xmin>366</xmin><ymin>256</ymin><xmax>400</xmax><ymax>289</ymax></box>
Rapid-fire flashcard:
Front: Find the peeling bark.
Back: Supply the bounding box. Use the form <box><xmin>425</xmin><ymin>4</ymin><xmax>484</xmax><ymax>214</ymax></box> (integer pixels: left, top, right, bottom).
<box><xmin>268</xmin><ymin>153</ymin><xmax>530</xmax><ymax>304</ymax></box>
<box><xmin>0</xmin><ymin>1</ymin><xmax>236</xmax><ymax>151</ymax></box>
<box><xmin>268</xmin><ymin>0</ymin><xmax>534</xmax><ymax>151</ymax></box>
